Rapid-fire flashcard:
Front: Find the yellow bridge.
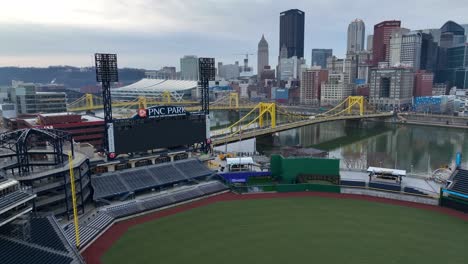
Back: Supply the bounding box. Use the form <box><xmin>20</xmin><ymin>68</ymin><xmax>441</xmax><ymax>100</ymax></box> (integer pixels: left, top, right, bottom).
<box><xmin>67</xmin><ymin>92</ymin><xmax>256</xmax><ymax>113</ymax></box>
<box><xmin>210</xmin><ymin>96</ymin><xmax>393</xmax><ymax>146</ymax></box>
<box><xmin>67</xmin><ymin>93</ymin><xmax>392</xmax><ymax>145</ymax></box>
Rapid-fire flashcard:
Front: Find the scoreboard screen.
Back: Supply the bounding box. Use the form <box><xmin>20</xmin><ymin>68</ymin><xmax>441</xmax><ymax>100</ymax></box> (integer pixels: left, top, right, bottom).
<box><xmin>113</xmin><ymin>115</ymin><xmax>206</xmax><ymax>154</ymax></box>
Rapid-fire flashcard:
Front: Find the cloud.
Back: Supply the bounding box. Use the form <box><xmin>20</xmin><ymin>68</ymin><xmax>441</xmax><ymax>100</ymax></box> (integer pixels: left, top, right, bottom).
<box><xmin>0</xmin><ymin>0</ymin><xmax>467</xmax><ymax>69</ymax></box>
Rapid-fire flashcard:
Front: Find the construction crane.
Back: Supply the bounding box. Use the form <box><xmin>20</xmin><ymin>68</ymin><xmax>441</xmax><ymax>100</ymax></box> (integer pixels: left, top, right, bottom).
<box><xmin>233</xmin><ymin>53</ymin><xmax>254</xmax><ymax>72</ymax></box>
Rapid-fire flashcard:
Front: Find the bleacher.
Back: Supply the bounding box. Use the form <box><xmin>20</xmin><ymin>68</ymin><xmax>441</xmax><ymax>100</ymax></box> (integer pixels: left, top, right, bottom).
<box><xmin>0</xmin><ymin>216</ymin><xmax>84</xmax><ymax>264</ymax></box>
<box><xmin>30</xmin><ymin>218</ymin><xmax>67</xmax><ymax>252</ymax></box>
<box><xmin>0</xmin><ymin>238</ymin><xmax>73</xmax><ymax>264</ymax></box>
<box><xmin>104</xmin><ymin>181</ymin><xmax>228</xmax><ymax>219</ymax></box>
<box><xmin>369</xmin><ymin>182</ymin><xmax>402</xmax><ymax>192</ymax></box>
<box><xmin>451</xmin><ymin>169</ymin><xmax>468</xmax><ymax>195</ymax></box>
<box><xmin>64</xmin><ymin>181</ymin><xmax>228</xmax><ymax>249</ymax></box>
<box><xmin>0</xmin><ymin>191</ymin><xmax>33</xmax><ymax>212</ymax></box>
<box><xmin>340</xmin><ymin>180</ymin><xmax>366</xmax><ymax>188</ymax></box>
<box><xmin>92</xmin><ymin>175</ymin><xmax>129</xmax><ymax>200</ymax></box>
<box><xmin>175</xmin><ymin>159</ymin><xmax>213</xmax><ymax>178</ymax></box>
<box><xmin>92</xmin><ymin>158</ymin><xmax>214</xmax><ymax>200</ymax></box>
<box><xmin>403</xmin><ymin>187</ymin><xmax>427</xmax><ymax>196</ymax></box>
<box><xmin>63</xmin><ymin>212</ymin><xmax>115</xmax><ymax>246</ymax></box>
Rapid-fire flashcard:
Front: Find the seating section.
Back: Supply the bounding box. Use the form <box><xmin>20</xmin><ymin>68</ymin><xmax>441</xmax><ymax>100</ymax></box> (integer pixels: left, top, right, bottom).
<box><xmin>92</xmin><ymin>174</ymin><xmax>128</xmax><ymax>200</ymax></box>
<box><xmin>0</xmin><ymin>216</ymin><xmax>83</xmax><ymax>264</ymax></box>
<box><xmin>120</xmin><ymin>170</ymin><xmax>156</xmax><ymax>192</ymax></box>
<box><xmin>0</xmin><ymin>191</ymin><xmax>34</xmax><ymax>212</ymax></box>
<box><xmin>403</xmin><ymin>187</ymin><xmax>427</xmax><ymax>196</ymax></box>
<box><xmin>140</xmin><ymin>195</ymin><xmax>175</xmax><ymax>211</ymax></box>
<box><xmin>106</xmin><ymin>202</ymin><xmax>142</xmax><ymax>218</ymax></box>
<box><xmin>174</xmin><ymin>159</ymin><xmax>213</xmax><ymax>179</ymax></box>
<box><xmin>30</xmin><ymin>218</ymin><xmax>67</xmax><ymax>252</ymax></box>
<box><xmin>104</xmin><ymin>181</ymin><xmax>227</xmax><ymax>219</ymax></box>
<box><xmin>172</xmin><ymin>188</ymin><xmax>205</xmax><ymax>202</ymax></box>
<box><xmin>198</xmin><ymin>181</ymin><xmax>229</xmax><ymax>194</ymax></box>
<box><xmin>63</xmin><ymin>181</ymin><xmax>228</xmax><ymax>249</ymax></box>
<box><xmin>369</xmin><ymin>182</ymin><xmax>401</xmax><ymax>192</ymax></box>
<box><xmin>148</xmin><ymin>164</ymin><xmax>186</xmax><ymax>185</ymax></box>
<box><xmin>0</xmin><ymin>237</ymin><xmax>73</xmax><ymax>264</ymax></box>
<box><xmin>92</xmin><ymin>158</ymin><xmax>214</xmax><ymax>200</ymax></box>
<box><xmin>451</xmin><ymin>169</ymin><xmax>468</xmax><ymax>195</ymax></box>
<box><xmin>340</xmin><ymin>180</ymin><xmax>366</xmax><ymax>187</ymax></box>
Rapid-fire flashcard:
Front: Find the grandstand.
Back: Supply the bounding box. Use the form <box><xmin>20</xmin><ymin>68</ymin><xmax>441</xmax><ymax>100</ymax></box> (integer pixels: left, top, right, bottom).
<box><xmin>92</xmin><ymin>158</ymin><xmax>214</xmax><ymax>201</ymax></box>
<box><xmin>0</xmin><ymin>216</ymin><xmax>84</xmax><ymax>264</ymax></box>
<box><xmin>0</xmin><ymin>177</ymin><xmax>36</xmax><ymax>227</ymax></box>
<box><xmin>63</xmin><ymin>181</ymin><xmax>228</xmax><ymax>249</ymax></box>
<box><xmin>449</xmin><ymin>169</ymin><xmax>468</xmax><ymax>195</ymax></box>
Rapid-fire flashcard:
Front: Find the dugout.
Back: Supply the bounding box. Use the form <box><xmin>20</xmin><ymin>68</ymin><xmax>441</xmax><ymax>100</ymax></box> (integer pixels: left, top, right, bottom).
<box><xmin>367</xmin><ymin>167</ymin><xmax>406</xmax><ymax>184</ymax></box>
<box><xmin>270</xmin><ymin>155</ymin><xmax>340</xmax><ymax>184</ymax></box>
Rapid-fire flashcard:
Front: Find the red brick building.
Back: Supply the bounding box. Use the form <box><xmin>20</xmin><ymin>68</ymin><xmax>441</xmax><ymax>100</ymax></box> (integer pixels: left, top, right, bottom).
<box><xmin>372</xmin><ymin>20</ymin><xmax>401</xmax><ymax>65</ymax></box>
<box><xmin>300</xmin><ymin>69</ymin><xmax>329</xmax><ymax>105</ymax></box>
<box><xmin>414</xmin><ymin>70</ymin><xmax>434</xmax><ymax>97</ymax></box>
<box><xmin>7</xmin><ymin>113</ymin><xmax>105</xmax><ymax>148</ymax></box>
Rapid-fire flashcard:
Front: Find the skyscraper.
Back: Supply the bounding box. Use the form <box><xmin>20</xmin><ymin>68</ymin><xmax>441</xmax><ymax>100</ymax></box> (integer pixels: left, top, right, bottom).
<box><xmin>180</xmin><ymin>55</ymin><xmax>199</xmax><ymax>80</ymax></box>
<box><xmin>372</xmin><ymin>20</ymin><xmax>401</xmax><ymax>65</ymax></box>
<box><xmin>300</xmin><ymin>69</ymin><xmax>329</xmax><ymax>105</ymax></box>
<box><xmin>257</xmin><ymin>35</ymin><xmax>269</xmax><ymax>79</ymax></box>
<box><xmin>311</xmin><ymin>49</ymin><xmax>333</xmax><ymax>69</ymax></box>
<box><xmin>436</xmin><ymin>21</ymin><xmax>466</xmax><ymax>85</ymax></box>
<box><xmin>279</xmin><ymin>9</ymin><xmax>305</xmax><ymax>58</ymax></box>
<box><xmin>369</xmin><ymin>67</ymin><xmax>414</xmax><ymax>110</ymax></box>
<box><xmin>347</xmin><ymin>19</ymin><xmax>366</xmax><ymax>54</ymax></box>
<box><xmin>420</xmin><ymin>33</ymin><xmax>438</xmax><ymax>71</ymax></box>
<box><xmin>367</xmin><ymin>35</ymin><xmax>374</xmax><ymax>51</ymax></box>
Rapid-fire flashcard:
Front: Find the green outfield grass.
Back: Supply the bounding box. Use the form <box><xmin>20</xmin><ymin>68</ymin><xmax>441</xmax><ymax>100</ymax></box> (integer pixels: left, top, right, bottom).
<box><xmin>102</xmin><ymin>197</ymin><xmax>468</xmax><ymax>264</ymax></box>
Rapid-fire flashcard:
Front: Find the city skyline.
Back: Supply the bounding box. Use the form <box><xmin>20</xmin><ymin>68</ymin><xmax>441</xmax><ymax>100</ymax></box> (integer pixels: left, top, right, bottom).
<box><xmin>1</xmin><ymin>0</ymin><xmax>468</xmax><ymax>70</ymax></box>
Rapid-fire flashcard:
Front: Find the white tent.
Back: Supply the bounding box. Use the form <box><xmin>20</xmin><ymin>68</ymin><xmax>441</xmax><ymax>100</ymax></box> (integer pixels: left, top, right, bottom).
<box><xmin>226</xmin><ymin>157</ymin><xmax>254</xmax><ymax>166</ymax></box>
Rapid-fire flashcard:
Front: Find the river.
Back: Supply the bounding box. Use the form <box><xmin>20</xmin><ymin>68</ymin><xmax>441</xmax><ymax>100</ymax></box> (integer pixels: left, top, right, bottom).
<box><xmin>254</xmin><ymin>120</ymin><xmax>468</xmax><ymax>174</ymax></box>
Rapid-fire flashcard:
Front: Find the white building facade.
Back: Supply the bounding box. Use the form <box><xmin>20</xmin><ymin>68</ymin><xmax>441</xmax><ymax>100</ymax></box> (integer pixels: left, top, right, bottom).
<box><xmin>180</xmin><ymin>55</ymin><xmax>199</xmax><ymax>80</ymax></box>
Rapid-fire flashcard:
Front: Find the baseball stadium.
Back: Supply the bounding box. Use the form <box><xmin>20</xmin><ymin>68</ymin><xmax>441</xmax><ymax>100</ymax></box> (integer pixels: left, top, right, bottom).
<box><xmin>1</xmin><ymin>55</ymin><xmax>468</xmax><ymax>264</ymax></box>
<box><xmin>79</xmin><ymin>156</ymin><xmax>468</xmax><ymax>264</ymax></box>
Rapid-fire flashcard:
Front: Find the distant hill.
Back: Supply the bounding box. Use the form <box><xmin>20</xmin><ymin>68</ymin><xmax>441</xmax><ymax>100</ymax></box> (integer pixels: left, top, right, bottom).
<box><xmin>0</xmin><ymin>66</ymin><xmax>146</xmax><ymax>88</ymax></box>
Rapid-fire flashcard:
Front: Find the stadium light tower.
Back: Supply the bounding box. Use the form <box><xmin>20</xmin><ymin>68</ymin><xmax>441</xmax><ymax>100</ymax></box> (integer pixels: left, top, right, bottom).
<box><xmin>95</xmin><ymin>53</ymin><xmax>118</xmax><ymax>159</ymax></box>
<box><xmin>198</xmin><ymin>58</ymin><xmax>215</xmax><ymax>152</ymax></box>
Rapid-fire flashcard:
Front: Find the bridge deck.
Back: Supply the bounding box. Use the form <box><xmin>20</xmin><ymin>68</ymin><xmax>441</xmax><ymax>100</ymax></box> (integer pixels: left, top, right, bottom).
<box><xmin>211</xmin><ymin>113</ymin><xmax>393</xmax><ymax>146</ymax></box>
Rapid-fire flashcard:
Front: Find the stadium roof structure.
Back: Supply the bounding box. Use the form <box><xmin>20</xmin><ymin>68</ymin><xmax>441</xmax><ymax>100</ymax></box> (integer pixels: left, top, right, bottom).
<box><xmin>111</xmin><ymin>78</ymin><xmax>198</xmax><ymax>101</ymax></box>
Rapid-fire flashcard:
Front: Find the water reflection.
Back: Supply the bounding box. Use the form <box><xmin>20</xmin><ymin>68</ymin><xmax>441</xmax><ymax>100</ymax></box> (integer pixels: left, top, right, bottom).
<box><xmin>256</xmin><ymin>121</ymin><xmax>468</xmax><ymax>173</ymax></box>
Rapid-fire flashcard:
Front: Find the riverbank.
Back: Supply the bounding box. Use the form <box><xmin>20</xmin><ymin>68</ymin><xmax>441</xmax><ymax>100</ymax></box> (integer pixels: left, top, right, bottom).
<box><xmin>397</xmin><ymin>113</ymin><xmax>468</xmax><ymax>129</ymax></box>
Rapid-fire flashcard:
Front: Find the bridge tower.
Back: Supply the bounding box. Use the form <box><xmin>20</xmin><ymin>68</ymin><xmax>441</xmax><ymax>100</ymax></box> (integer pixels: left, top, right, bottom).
<box><xmin>347</xmin><ymin>96</ymin><xmax>364</xmax><ymax>116</ymax></box>
<box><xmin>229</xmin><ymin>93</ymin><xmax>239</xmax><ymax>109</ymax></box>
<box><xmin>258</xmin><ymin>103</ymin><xmax>276</xmax><ymax>128</ymax></box>
<box><xmin>85</xmin><ymin>94</ymin><xmax>94</xmax><ymax>111</ymax></box>
<box><xmin>138</xmin><ymin>96</ymin><xmax>147</xmax><ymax>109</ymax></box>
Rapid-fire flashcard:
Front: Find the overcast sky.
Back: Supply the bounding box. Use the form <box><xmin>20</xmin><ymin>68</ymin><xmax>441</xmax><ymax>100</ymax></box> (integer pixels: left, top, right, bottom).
<box><xmin>1</xmin><ymin>0</ymin><xmax>467</xmax><ymax>70</ymax></box>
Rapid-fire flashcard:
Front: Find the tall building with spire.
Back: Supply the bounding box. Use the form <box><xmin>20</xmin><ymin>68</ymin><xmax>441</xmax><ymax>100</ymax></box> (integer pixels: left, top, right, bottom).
<box><xmin>257</xmin><ymin>35</ymin><xmax>269</xmax><ymax>79</ymax></box>
<box><xmin>347</xmin><ymin>19</ymin><xmax>366</xmax><ymax>54</ymax></box>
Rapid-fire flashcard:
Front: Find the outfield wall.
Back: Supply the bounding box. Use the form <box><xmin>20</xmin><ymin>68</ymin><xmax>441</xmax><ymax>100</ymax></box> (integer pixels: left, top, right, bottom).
<box><xmin>271</xmin><ymin>155</ymin><xmax>340</xmax><ymax>183</ymax></box>
<box><xmin>231</xmin><ymin>183</ymin><xmax>340</xmax><ymax>194</ymax></box>
<box><xmin>440</xmin><ymin>189</ymin><xmax>468</xmax><ymax>213</ymax></box>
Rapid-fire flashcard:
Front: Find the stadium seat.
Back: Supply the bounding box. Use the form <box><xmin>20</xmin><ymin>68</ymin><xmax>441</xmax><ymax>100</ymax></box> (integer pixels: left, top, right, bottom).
<box><xmin>0</xmin><ymin>237</ymin><xmax>73</xmax><ymax>264</ymax></box>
